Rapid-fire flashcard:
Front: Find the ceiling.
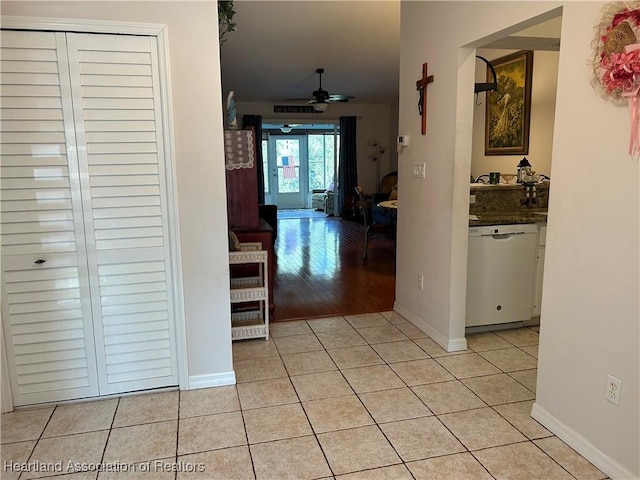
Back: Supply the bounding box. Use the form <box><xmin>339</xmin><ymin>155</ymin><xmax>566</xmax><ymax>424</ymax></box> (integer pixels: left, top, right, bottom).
<box><xmin>219</xmin><ymin>1</ymin><xmax>401</xmax><ymax>106</ymax></box>
<box><xmin>219</xmin><ymin>2</ymin><xmax>561</xmax><ymax>107</ymax></box>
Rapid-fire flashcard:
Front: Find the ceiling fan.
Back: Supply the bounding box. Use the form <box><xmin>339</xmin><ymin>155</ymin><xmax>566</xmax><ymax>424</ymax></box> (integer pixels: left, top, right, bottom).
<box><xmin>287</xmin><ymin>68</ymin><xmax>354</xmax><ymax>111</ymax></box>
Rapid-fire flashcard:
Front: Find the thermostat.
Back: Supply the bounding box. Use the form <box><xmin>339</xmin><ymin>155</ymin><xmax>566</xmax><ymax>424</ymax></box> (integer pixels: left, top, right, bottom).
<box><xmin>397</xmin><ymin>135</ymin><xmax>409</xmax><ymax>147</ymax></box>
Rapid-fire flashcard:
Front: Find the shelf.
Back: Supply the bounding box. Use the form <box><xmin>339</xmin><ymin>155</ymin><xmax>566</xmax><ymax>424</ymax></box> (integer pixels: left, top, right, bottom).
<box><xmin>229</xmin><ymin>242</ymin><xmax>269</xmax><ymax>341</ymax></box>
<box><xmin>230</xmin><ymin>286</ymin><xmax>268</xmax><ymax>303</ymax></box>
<box><xmin>231</xmin><ymin>310</ymin><xmax>269</xmax><ymax>340</ymax></box>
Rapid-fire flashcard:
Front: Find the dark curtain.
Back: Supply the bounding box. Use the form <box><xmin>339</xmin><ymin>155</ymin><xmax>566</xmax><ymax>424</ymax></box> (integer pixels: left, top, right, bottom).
<box><xmin>241</xmin><ymin>115</ymin><xmax>264</xmax><ymax>204</ymax></box>
<box><xmin>337</xmin><ymin>116</ymin><xmax>358</xmax><ymax>217</ymax></box>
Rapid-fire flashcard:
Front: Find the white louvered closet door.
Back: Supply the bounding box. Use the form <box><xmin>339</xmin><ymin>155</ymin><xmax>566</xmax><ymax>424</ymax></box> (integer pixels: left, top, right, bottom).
<box><xmin>1</xmin><ymin>30</ymin><xmax>178</xmax><ymax>405</ymax></box>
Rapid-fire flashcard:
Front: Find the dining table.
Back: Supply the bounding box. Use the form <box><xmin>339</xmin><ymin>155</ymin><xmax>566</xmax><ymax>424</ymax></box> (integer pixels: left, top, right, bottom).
<box><xmin>378</xmin><ymin>200</ymin><xmax>398</xmax><ymax>209</ymax></box>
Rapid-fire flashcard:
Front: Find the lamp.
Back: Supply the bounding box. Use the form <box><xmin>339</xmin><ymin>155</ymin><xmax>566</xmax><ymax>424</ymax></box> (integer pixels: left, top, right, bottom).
<box><xmin>367</xmin><ymin>139</ymin><xmax>386</xmax><ymax>188</ymax></box>
<box><xmin>280</xmin><ymin>124</ymin><xmax>293</xmax><ymax>133</ymax></box>
<box><xmin>516</xmin><ymin>157</ymin><xmax>532</xmax><ymax>183</ymax></box>
<box><xmin>313</xmin><ymin>102</ymin><xmax>328</xmax><ymax>112</ymax></box>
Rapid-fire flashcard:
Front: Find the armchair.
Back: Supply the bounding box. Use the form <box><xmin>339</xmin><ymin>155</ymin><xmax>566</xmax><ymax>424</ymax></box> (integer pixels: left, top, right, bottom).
<box><xmin>310</xmin><ymin>184</ymin><xmax>336</xmax><ymax>216</ymax></box>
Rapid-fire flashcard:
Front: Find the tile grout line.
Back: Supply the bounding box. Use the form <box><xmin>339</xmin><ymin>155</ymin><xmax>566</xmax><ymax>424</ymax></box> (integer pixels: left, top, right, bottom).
<box><xmin>234</xmin><ymin>318</ymin><xmax>585</xmax><ymax>479</ymax></box>
<box><xmin>235</xmin><ymin>383</ymin><xmax>258</xmax><ymax>480</ymax></box>
<box><xmin>266</xmin><ymin>316</ymin><xmax>551</xmax><ymax>478</ymax></box>
<box><xmin>17</xmin><ymin>402</ymin><xmax>57</xmax><ymax>480</ymax></box>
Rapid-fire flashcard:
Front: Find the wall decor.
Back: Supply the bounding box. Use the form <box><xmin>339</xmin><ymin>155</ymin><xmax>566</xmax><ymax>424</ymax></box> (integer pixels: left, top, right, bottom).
<box><xmin>273</xmin><ymin>105</ymin><xmax>321</xmax><ymax>114</ymax></box>
<box><xmin>590</xmin><ymin>1</ymin><xmax>640</xmax><ymax>156</ymax></box>
<box><xmin>484</xmin><ymin>50</ymin><xmax>533</xmax><ymax>155</ymax></box>
<box><xmin>416</xmin><ymin>62</ymin><xmax>435</xmax><ymax>135</ymax></box>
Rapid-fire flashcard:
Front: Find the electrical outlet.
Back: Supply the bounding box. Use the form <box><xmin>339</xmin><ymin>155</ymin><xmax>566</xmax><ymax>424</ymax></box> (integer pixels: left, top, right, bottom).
<box><xmin>469</xmin><ymin>194</ymin><xmax>476</xmax><ymax>204</ymax></box>
<box><xmin>417</xmin><ymin>275</ymin><xmax>424</xmax><ymax>290</ymax></box>
<box><xmin>606</xmin><ymin>375</ymin><xmax>622</xmax><ymax>406</ymax></box>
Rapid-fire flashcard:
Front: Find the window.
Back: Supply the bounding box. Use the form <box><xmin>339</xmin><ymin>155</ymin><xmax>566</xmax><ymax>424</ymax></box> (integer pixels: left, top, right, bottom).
<box><xmin>261</xmin><ymin>123</ymin><xmax>339</xmax><ymax>197</ymax></box>
<box><xmin>308</xmin><ymin>133</ymin><xmax>338</xmax><ymax>190</ymax></box>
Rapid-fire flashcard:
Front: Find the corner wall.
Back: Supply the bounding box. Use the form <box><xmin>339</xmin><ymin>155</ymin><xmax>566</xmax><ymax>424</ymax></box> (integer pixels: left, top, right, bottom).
<box><xmin>398</xmin><ymin>2</ymin><xmax>638</xmax><ymax>477</ymax></box>
<box><xmin>533</xmin><ymin>3</ymin><xmax>639</xmax><ymax>477</ymax></box>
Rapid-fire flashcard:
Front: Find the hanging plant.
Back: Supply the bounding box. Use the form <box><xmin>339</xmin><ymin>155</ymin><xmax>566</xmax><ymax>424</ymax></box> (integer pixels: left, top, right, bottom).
<box><xmin>218</xmin><ymin>0</ymin><xmax>237</xmax><ymax>46</ymax></box>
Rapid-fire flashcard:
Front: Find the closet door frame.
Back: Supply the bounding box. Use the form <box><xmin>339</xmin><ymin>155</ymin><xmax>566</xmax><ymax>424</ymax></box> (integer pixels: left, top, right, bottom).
<box><xmin>0</xmin><ymin>16</ymin><xmax>187</xmax><ymax>411</ymax></box>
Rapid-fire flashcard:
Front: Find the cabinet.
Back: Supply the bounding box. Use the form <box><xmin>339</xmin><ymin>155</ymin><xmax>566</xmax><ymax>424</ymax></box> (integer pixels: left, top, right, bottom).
<box><xmin>1</xmin><ymin>30</ymin><xmax>178</xmax><ymax>405</ymax></box>
<box><xmin>532</xmin><ymin>224</ymin><xmax>547</xmax><ymax>317</ymax></box>
<box><xmin>224</xmin><ymin>130</ymin><xmax>275</xmax><ymax>317</ymax></box>
<box><xmin>224</xmin><ymin>130</ymin><xmax>260</xmax><ymax>229</ymax></box>
<box><xmin>229</xmin><ymin>243</ymin><xmax>269</xmax><ymax>340</ymax></box>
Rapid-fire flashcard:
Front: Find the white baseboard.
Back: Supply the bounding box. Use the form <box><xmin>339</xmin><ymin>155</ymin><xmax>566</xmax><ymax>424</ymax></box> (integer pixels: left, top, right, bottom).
<box><xmin>188</xmin><ymin>371</ymin><xmax>236</xmax><ymax>390</ymax></box>
<box><xmin>393</xmin><ymin>303</ymin><xmax>467</xmax><ymax>352</ymax></box>
<box><xmin>531</xmin><ymin>402</ymin><xmax>638</xmax><ymax>480</ymax></box>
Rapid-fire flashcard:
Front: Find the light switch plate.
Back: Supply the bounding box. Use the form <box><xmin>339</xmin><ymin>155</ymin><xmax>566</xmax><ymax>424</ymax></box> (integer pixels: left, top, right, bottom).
<box><xmin>412</xmin><ymin>163</ymin><xmax>425</xmax><ymax>178</ymax></box>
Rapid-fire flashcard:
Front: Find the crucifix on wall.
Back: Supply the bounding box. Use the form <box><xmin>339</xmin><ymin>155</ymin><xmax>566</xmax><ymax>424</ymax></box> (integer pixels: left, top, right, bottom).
<box><xmin>416</xmin><ymin>62</ymin><xmax>434</xmax><ymax>135</ymax></box>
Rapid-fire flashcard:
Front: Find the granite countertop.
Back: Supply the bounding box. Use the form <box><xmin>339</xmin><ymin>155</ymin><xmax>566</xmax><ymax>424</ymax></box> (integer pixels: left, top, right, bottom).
<box><xmin>469</xmin><ymin>181</ymin><xmax>550</xmax><ymax>191</ymax></box>
<box><xmin>469</xmin><ymin>210</ymin><xmax>548</xmax><ymax>226</ymax></box>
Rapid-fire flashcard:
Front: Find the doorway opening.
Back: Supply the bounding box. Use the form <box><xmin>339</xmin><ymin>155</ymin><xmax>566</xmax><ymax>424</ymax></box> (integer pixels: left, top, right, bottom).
<box><xmin>260</xmin><ymin>122</ymin><xmax>396</xmax><ymax>321</ymax></box>
<box><xmin>464</xmin><ymin>11</ymin><xmax>562</xmax><ymax>334</ymax></box>
<box><xmin>261</xmin><ymin>123</ymin><xmax>339</xmax><ymax>210</ymax></box>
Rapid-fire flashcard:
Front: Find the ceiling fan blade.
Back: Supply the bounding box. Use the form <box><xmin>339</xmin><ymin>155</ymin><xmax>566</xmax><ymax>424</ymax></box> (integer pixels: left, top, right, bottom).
<box><xmin>283</xmin><ymin>69</ymin><xmax>351</xmax><ymax>105</ymax></box>
<box><xmin>328</xmin><ymin>94</ymin><xmax>354</xmax><ymax>102</ymax></box>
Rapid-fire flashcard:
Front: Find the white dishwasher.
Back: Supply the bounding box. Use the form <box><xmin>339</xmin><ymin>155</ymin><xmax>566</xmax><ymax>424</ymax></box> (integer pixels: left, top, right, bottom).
<box><xmin>466</xmin><ymin>224</ymin><xmax>538</xmax><ymax>329</ymax></box>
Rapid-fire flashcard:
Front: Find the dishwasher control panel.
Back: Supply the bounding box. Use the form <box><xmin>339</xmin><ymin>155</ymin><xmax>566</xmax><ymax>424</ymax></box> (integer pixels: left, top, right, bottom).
<box><xmin>469</xmin><ymin>223</ymin><xmax>538</xmax><ymax>236</ymax></box>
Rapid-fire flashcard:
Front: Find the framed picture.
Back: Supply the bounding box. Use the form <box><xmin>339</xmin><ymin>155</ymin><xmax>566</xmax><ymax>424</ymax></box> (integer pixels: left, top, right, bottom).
<box><xmin>484</xmin><ymin>50</ymin><xmax>533</xmax><ymax>155</ymax></box>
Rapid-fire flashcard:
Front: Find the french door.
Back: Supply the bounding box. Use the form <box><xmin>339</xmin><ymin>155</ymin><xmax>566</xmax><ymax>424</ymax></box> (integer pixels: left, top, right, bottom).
<box><xmin>1</xmin><ymin>29</ymin><xmax>179</xmax><ymax>405</ymax></box>
<box><xmin>267</xmin><ymin>136</ymin><xmax>308</xmax><ymax>209</ymax></box>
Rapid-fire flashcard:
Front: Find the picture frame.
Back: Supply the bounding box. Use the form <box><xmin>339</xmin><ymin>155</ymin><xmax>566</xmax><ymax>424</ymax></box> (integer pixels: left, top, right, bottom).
<box><xmin>484</xmin><ymin>50</ymin><xmax>533</xmax><ymax>155</ymax></box>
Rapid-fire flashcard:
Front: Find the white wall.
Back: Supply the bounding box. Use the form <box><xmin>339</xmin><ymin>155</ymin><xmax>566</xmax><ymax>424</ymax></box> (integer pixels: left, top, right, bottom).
<box><xmin>236</xmin><ymin>101</ymin><xmax>397</xmax><ymax>194</ymax></box>
<box><xmin>534</xmin><ymin>3</ymin><xmax>639</xmax><ymax>477</ymax></box>
<box><xmin>398</xmin><ymin>2</ymin><xmax>638</xmax><ymax>477</ymax></box>
<box><xmin>471</xmin><ymin>49</ymin><xmax>559</xmax><ymax>179</ymax></box>
<box><xmin>1</xmin><ymin>2</ymin><xmax>235</xmax><ymax>386</ymax></box>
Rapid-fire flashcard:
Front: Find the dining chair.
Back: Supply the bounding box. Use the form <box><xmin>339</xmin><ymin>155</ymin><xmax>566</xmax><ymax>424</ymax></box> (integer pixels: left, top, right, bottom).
<box><xmin>354</xmin><ymin>186</ymin><xmax>396</xmax><ymax>261</ymax></box>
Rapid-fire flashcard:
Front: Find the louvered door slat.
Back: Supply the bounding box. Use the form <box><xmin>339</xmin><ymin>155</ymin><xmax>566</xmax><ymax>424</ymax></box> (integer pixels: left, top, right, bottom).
<box><xmin>1</xmin><ymin>108</ymin><xmax>63</xmax><ymax>120</ymax></box>
<box><xmin>1</xmin><ymin>97</ymin><xmax>62</xmax><ymax>109</ymax></box>
<box><xmin>67</xmin><ymin>32</ymin><xmax>177</xmax><ymax>394</ymax></box>
<box><xmin>92</xmin><ymin>196</ymin><xmax>160</xmax><ymax>209</ymax></box>
<box><xmin>1</xmin><ymin>119</ymin><xmax>64</xmax><ymax>131</ymax></box>
<box><xmin>85</xmin><ymin>120</ymin><xmax>156</xmax><ymax>131</ymax></box>
<box><xmin>105</xmin><ymin>339</ymin><xmax>170</xmax><ymax>356</ymax></box>
<box><xmin>2</xmin><ymin>198</ymin><xmax>72</xmax><ymax>212</ymax></box>
<box><xmin>81</xmin><ymin>75</ymin><xmax>153</xmax><ymax>88</ymax></box>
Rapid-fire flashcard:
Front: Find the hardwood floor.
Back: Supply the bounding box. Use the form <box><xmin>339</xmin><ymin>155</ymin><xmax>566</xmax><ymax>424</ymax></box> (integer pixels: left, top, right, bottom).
<box><xmin>273</xmin><ymin>211</ymin><xmax>396</xmax><ymax>321</ymax></box>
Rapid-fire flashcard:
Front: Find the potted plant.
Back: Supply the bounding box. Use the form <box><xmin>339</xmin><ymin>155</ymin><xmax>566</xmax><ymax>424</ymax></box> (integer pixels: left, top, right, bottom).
<box><xmin>218</xmin><ymin>1</ymin><xmax>237</xmax><ymax>46</ymax></box>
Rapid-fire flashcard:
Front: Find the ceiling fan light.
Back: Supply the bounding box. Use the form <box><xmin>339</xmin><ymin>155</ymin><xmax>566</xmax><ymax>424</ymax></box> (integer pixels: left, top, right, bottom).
<box><xmin>314</xmin><ymin>102</ymin><xmax>328</xmax><ymax>112</ymax></box>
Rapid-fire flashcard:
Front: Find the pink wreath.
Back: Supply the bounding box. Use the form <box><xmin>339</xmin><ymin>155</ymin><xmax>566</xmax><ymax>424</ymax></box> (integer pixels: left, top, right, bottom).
<box><xmin>591</xmin><ymin>1</ymin><xmax>640</xmax><ymax>155</ymax></box>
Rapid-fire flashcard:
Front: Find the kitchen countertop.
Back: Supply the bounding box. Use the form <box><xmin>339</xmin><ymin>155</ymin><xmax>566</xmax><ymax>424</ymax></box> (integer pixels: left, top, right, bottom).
<box><xmin>470</xmin><ymin>182</ymin><xmax>550</xmax><ymax>191</ymax></box>
<box><xmin>469</xmin><ymin>210</ymin><xmax>548</xmax><ymax>226</ymax></box>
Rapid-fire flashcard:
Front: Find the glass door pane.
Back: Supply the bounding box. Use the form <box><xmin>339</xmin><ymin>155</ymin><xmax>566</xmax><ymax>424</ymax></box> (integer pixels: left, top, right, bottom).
<box><xmin>272</xmin><ymin>136</ymin><xmax>307</xmax><ymax>209</ymax></box>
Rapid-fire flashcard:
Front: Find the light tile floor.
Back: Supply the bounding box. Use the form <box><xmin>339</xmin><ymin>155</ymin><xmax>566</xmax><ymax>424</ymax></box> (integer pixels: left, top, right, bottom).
<box><xmin>1</xmin><ymin>311</ymin><xmax>609</xmax><ymax>480</ymax></box>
